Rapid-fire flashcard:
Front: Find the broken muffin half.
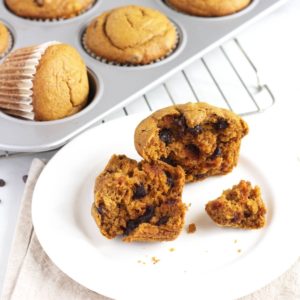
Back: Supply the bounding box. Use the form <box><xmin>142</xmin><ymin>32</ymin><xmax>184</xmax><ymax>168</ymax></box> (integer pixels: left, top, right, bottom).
<box><xmin>92</xmin><ymin>154</ymin><xmax>186</xmax><ymax>242</ymax></box>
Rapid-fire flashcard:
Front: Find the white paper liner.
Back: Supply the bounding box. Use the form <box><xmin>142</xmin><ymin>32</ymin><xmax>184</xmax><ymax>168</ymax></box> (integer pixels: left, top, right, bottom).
<box><xmin>0</xmin><ymin>28</ymin><xmax>13</xmax><ymax>60</ymax></box>
<box><xmin>8</xmin><ymin>0</ymin><xmax>97</xmax><ymax>22</ymax></box>
<box><xmin>81</xmin><ymin>21</ymin><xmax>180</xmax><ymax>67</ymax></box>
<box><xmin>0</xmin><ymin>41</ymin><xmax>60</xmax><ymax>120</ymax></box>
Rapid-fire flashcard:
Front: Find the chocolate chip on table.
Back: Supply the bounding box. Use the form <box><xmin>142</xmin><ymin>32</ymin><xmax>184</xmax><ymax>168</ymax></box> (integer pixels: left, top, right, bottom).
<box><xmin>159</xmin><ymin>128</ymin><xmax>173</xmax><ymax>145</ymax></box>
<box><xmin>165</xmin><ymin>171</ymin><xmax>174</xmax><ymax>188</ymax></box>
<box><xmin>0</xmin><ymin>179</ymin><xmax>6</xmax><ymax>187</ymax></box>
<box><xmin>22</xmin><ymin>175</ymin><xmax>28</xmax><ymax>183</ymax></box>
<box><xmin>133</xmin><ymin>184</ymin><xmax>147</xmax><ymax>200</ymax></box>
<box><xmin>160</xmin><ymin>156</ymin><xmax>177</xmax><ymax>167</ymax></box>
<box><xmin>156</xmin><ymin>216</ymin><xmax>169</xmax><ymax>226</ymax></box>
<box><xmin>185</xmin><ymin>144</ymin><xmax>200</xmax><ymax>158</ymax></box>
<box><xmin>124</xmin><ymin>206</ymin><xmax>155</xmax><ymax>235</ymax></box>
<box><xmin>214</xmin><ymin>119</ymin><xmax>229</xmax><ymax>130</ymax></box>
<box><xmin>210</xmin><ymin>147</ymin><xmax>222</xmax><ymax>160</ymax></box>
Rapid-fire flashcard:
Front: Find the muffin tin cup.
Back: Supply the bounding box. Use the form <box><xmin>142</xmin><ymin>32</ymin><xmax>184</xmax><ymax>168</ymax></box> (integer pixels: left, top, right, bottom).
<box><xmin>0</xmin><ymin>0</ymin><xmax>286</xmax><ymax>152</ymax></box>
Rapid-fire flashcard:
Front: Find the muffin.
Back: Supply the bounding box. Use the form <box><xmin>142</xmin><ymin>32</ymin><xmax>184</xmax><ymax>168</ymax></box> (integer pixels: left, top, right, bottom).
<box><xmin>205</xmin><ymin>180</ymin><xmax>267</xmax><ymax>229</ymax></box>
<box><xmin>134</xmin><ymin>102</ymin><xmax>249</xmax><ymax>182</ymax></box>
<box><xmin>84</xmin><ymin>5</ymin><xmax>178</xmax><ymax>65</ymax></box>
<box><xmin>0</xmin><ymin>42</ymin><xmax>89</xmax><ymax>121</ymax></box>
<box><xmin>0</xmin><ymin>21</ymin><xmax>11</xmax><ymax>58</ymax></box>
<box><xmin>5</xmin><ymin>0</ymin><xmax>95</xmax><ymax>20</ymax></box>
<box><xmin>92</xmin><ymin>155</ymin><xmax>186</xmax><ymax>242</ymax></box>
<box><xmin>166</xmin><ymin>0</ymin><xmax>252</xmax><ymax>17</ymax></box>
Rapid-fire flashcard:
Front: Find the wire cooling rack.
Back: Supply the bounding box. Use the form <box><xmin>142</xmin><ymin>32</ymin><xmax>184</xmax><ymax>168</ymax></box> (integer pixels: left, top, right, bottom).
<box><xmin>0</xmin><ymin>38</ymin><xmax>274</xmax><ymax>159</ymax></box>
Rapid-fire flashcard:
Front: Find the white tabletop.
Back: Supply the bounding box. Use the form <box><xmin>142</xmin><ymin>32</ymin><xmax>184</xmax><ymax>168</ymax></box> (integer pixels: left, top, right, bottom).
<box><xmin>1</xmin><ymin>0</ymin><xmax>300</xmax><ymax>297</ymax></box>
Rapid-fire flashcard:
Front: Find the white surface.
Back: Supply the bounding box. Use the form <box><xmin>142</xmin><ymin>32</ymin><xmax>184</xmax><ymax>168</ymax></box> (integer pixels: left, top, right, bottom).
<box><xmin>31</xmin><ymin>113</ymin><xmax>300</xmax><ymax>300</ymax></box>
<box><xmin>1</xmin><ymin>0</ymin><xmax>300</xmax><ymax>298</ymax></box>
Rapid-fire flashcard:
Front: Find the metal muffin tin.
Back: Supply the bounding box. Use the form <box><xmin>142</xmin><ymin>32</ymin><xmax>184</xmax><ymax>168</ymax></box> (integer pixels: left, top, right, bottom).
<box><xmin>0</xmin><ymin>0</ymin><xmax>286</xmax><ymax>152</ymax></box>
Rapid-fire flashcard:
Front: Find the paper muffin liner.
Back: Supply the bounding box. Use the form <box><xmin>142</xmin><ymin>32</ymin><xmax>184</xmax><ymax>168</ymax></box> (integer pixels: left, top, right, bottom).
<box><xmin>81</xmin><ymin>21</ymin><xmax>180</xmax><ymax>67</ymax></box>
<box><xmin>0</xmin><ymin>41</ymin><xmax>60</xmax><ymax>120</ymax></box>
<box><xmin>7</xmin><ymin>0</ymin><xmax>97</xmax><ymax>22</ymax></box>
<box><xmin>0</xmin><ymin>27</ymin><xmax>14</xmax><ymax>60</ymax></box>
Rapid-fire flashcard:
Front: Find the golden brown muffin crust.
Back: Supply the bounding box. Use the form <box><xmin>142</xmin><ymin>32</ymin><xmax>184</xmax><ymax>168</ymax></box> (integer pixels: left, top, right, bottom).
<box><xmin>85</xmin><ymin>5</ymin><xmax>177</xmax><ymax>65</ymax></box>
<box><xmin>33</xmin><ymin>44</ymin><xmax>89</xmax><ymax>121</ymax></box>
<box><xmin>0</xmin><ymin>22</ymin><xmax>9</xmax><ymax>56</ymax></box>
<box><xmin>166</xmin><ymin>0</ymin><xmax>252</xmax><ymax>17</ymax></box>
<box><xmin>134</xmin><ymin>102</ymin><xmax>249</xmax><ymax>182</ymax></box>
<box><xmin>5</xmin><ymin>0</ymin><xmax>95</xmax><ymax>19</ymax></box>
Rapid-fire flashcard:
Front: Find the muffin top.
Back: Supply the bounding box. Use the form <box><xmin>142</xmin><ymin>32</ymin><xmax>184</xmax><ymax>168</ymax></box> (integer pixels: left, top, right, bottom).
<box><xmin>166</xmin><ymin>0</ymin><xmax>251</xmax><ymax>17</ymax></box>
<box><xmin>33</xmin><ymin>44</ymin><xmax>89</xmax><ymax>121</ymax></box>
<box><xmin>85</xmin><ymin>5</ymin><xmax>177</xmax><ymax>65</ymax></box>
<box><xmin>0</xmin><ymin>22</ymin><xmax>10</xmax><ymax>56</ymax></box>
<box><xmin>5</xmin><ymin>0</ymin><xmax>95</xmax><ymax>19</ymax></box>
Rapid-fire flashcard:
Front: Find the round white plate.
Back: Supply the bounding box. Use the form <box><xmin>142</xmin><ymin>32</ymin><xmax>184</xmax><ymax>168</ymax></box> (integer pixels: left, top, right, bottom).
<box><xmin>32</xmin><ymin>112</ymin><xmax>300</xmax><ymax>300</ymax></box>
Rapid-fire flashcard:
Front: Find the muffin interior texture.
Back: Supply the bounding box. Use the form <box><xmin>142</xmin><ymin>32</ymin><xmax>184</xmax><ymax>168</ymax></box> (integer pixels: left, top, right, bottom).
<box><xmin>0</xmin><ymin>22</ymin><xmax>9</xmax><ymax>55</ymax></box>
<box><xmin>92</xmin><ymin>155</ymin><xmax>186</xmax><ymax>242</ymax></box>
<box><xmin>205</xmin><ymin>180</ymin><xmax>267</xmax><ymax>229</ymax></box>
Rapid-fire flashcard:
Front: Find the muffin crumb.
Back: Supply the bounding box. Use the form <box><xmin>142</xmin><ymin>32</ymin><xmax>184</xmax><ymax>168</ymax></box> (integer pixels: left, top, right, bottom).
<box><xmin>187</xmin><ymin>223</ymin><xmax>196</xmax><ymax>234</ymax></box>
<box><xmin>169</xmin><ymin>248</ymin><xmax>175</xmax><ymax>252</ymax></box>
<box><xmin>152</xmin><ymin>257</ymin><xmax>160</xmax><ymax>264</ymax></box>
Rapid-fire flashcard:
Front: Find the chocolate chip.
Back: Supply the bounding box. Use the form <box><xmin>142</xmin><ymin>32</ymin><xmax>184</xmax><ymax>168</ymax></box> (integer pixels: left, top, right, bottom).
<box><xmin>0</xmin><ymin>179</ymin><xmax>6</xmax><ymax>187</ymax></box>
<box><xmin>124</xmin><ymin>206</ymin><xmax>155</xmax><ymax>235</ymax></box>
<box><xmin>159</xmin><ymin>128</ymin><xmax>173</xmax><ymax>145</ymax></box>
<box><xmin>231</xmin><ymin>212</ymin><xmax>240</xmax><ymax>223</ymax></box>
<box><xmin>244</xmin><ymin>211</ymin><xmax>252</xmax><ymax>218</ymax></box>
<box><xmin>156</xmin><ymin>216</ymin><xmax>169</xmax><ymax>226</ymax></box>
<box><xmin>22</xmin><ymin>175</ymin><xmax>28</xmax><ymax>183</ymax></box>
<box><xmin>160</xmin><ymin>156</ymin><xmax>177</xmax><ymax>167</ymax></box>
<box><xmin>188</xmin><ymin>125</ymin><xmax>203</xmax><ymax>135</ymax></box>
<box><xmin>165</xmin><ymin>171</ymin><xmax>174</xmax><ymax>188</ymax></box>
<box><xmin>97</xmin><ymin>204</ymin><xmax>105</xmax><ymax>215</ymax></box>
<box><xmin>173</xmin><ymin>115</ymin><xmax>187</xmax><ymax>134</ymax></box>
<box><xmin>214</xmin><ymin>119</ymin><xmax>229</xmax><ymax>130</ymax></box>
<box><xmin>186</xmin><ymin>144</ymin><xmax>200</xmax><ymax>158</ymax></box>
<box><xmin>166</xmin><ymin>199</ymin><xmax>176</xmax><ymax>205</ymax></box>
<box><xmin>210</xmin><ymin>147</ymin><xmax>222</xmax><ymax>160</ymax></box>
<box><xmin>133</xmin><ymin>184</ymin><xmax>147</xmax><ymax>200</ymax></box>
<box><xmin>194</xmin><ymin>174</ymin><xmax>206</xmax><ymax>180</ymax></box>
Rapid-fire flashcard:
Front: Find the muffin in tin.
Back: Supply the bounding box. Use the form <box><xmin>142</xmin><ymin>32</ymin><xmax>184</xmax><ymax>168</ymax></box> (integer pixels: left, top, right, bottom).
<box><xmin>84</xmin><ymin>5</ymin><xmax>178</xmax><ymax>65</ymax></box>
<box><xmin>0</xmin><ymin>42</ymin><xmax>89</xmax><ymax>121</ymax></box>
<box><xmin>166</xmin><ymin>0</ymin><xmax>252</xmax><ymax>17</ymax></box>
<box><xmin>0</xmin><ymin>21</ymin><xmax>11</xmax><ymax>57</ymax></box>
<box><xmin>5</xmin><ymin>0</ymin><xmax>95</xmax><ymax>20</ymax></box>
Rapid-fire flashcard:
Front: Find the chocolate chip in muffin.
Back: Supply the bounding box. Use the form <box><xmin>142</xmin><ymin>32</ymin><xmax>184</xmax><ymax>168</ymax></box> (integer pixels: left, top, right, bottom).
<box><xmin>214</xmin><ymin>119</ymin><xmax>229</xmax><ymax>130</ymax></box>
<box><xmin>159</xmin><ymin>128</ymin><xmax>173</xmax><ymax>145</ymax></box>
<box><xmin>160</xmin><ymin>156</ymin><xmax>177</xmax><ymax>167</ymax></box>
<box><xmin>133</xmin><ymin>184</ymin><xmax>147</xmax><ymax>199</ymax></box>
<box><xmin>188</xmin><ymin>125</ymin><xmax>203</xmax><ymax>135</ymax></box>
<box><xmin>156</xmin><ymin>216</ymin><xmax>169</xmax><ymax>226</ymax></box>
<box><xmin>165</xmin><ymin>171</ymin><xmax>174</xmax><ymax>188</ymax></box>
<box><xmin>186</xmin><ymin>144</ymin><xmax>200</xmax><ymax>158</ymax></box>
<box><xmin>210</xmin><ymin>147</ymin><xmax>222</xmax><ymax>160</ymax></box>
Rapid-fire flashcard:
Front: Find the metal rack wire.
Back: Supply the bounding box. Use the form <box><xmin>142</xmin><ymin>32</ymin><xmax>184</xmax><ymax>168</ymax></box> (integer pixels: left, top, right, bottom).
<box><xmin>0</xmin><ymin>38</ymin><xmax>275</xmax><ymax>159</ymax></box>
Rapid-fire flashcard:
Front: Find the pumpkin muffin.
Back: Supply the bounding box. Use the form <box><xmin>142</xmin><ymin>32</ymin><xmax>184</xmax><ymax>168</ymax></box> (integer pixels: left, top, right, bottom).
<box><xmin>0</xmin><ymin>21</ymin><xmax>10</xmax><ymax>57</ymax></box>
<box><xmin>134</xmin><ymin>102</ymin><xmax>248</xmax><ymax>183</ymax></box>
<box><xmin>166</xmin><ymin>0</ymin><xmax>252</xmax><ymax>17</ymax></box>
<box><xmin>92</xmin><ymin>155</ymin><xmax>186</xmax><ymax>242</ymax></box>
<box><xmin>0</xmin><ymin>42</ymin><xmax>89</xmax><ymax>121</ymax></box>
<box><xmin>5</xmin><ymin>0</ymin><xmax>95</xmax><ymax>20</ymax></box>
<box><xmin>84</xmin><ymin>5</ymin><xmax>178</xmax><ymax>65</ymax></box>
<box><xmin>205</xmin><ymin>180</ymin><xmax>267</xmax><ymax>229</ymax></box>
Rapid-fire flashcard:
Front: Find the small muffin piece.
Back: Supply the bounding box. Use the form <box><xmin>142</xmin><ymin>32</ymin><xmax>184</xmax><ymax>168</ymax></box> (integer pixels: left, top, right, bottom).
<box><xmin>166</xmin><ymin>0</ymin><xmax>251</xmax><ymax>17</ymax></box>
<box><xmin>0</xmin><ymin>42</ymin><xmax>89</xmax><ymax>121</ymax></box>
<box><xmin>205</xmin><ymin>180</ymin><xmax>267</xmax><ymax>229</ymax></box>
<box><xmin>134</xmin><ymin>102</ymin><xmax>248</xmax><ymax>182</ymax></box>
<box><xmin>5</xmin><ymin>0</ymin><xmax>95</xmax><ymax>20</ymax></box>
<box><xmin>92</xmin><ymin>155</ymin><xmax>186</xmax><ymax>242</ymax></box>
<box><xmin>0</xmin><ymin>22</ymin><xmax>10</xmax><ymax>57</ymax></box>
<box><xmin>85</xmin><ymin>5</ymin><xmax>177</xmax><ymax>65</ymax></box>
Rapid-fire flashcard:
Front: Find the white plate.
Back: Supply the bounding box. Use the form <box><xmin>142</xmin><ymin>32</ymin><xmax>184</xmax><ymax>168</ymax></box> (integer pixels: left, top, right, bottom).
<box><xmin>32</xmin><ymin>112</ymin><xmax>300</xmax><ymax>300</ymax></box>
